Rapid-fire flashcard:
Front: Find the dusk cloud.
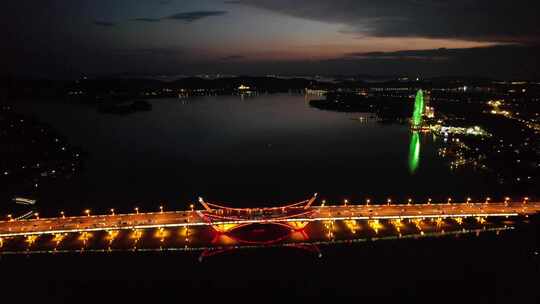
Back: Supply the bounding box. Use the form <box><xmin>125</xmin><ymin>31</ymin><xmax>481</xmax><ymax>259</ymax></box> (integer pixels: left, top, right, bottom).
<box><xmin>165</xmin><ymin>10</ymin><xmax>228</xmax><ymax>23</ymax></box>
<box><xmin>345</xmin><ymin>48</ymin><xmax>453</xmax><ymax>61</ymax></box>
<box><xmin>131</xmin><ymin>18</ymin><xmax>161</xmax><ymax>23</ymax></box>
<box><xmin>324</xmin><ymin>44</ymin><xmax>540</xmax><ymax>78</ymax></box>
<box><xmin>220</xmin><ymin>55</ymin><xmax>246</xmax><ymax>61</ymax></box>
<box><xmin>93</xmin><ymin>21</ymin><xmax>116</xmax><ymax>27</ymax></box>
<box><xmin>131</xmin><ymin>10</ymin><xmax>228</xmax><ymax>24</ymax></box>
<box><xmin>232</xmin><ymin>0</ymin><xmax>540</xmax><ymax>43</ymax></box>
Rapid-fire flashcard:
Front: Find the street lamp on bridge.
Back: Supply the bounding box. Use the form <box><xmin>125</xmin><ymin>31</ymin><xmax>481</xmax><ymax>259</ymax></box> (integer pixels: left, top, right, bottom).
<box><xmin>85</xmin><ymin>209</ymin><xmax>90</xmax><ymax>217</ymax></box>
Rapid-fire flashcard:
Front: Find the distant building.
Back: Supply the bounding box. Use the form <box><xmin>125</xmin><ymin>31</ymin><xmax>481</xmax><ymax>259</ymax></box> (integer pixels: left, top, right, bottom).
<box><xmin>305</xmin><ymin>88</ymin><xmax>327</xmax><ymax>96</ymax></box>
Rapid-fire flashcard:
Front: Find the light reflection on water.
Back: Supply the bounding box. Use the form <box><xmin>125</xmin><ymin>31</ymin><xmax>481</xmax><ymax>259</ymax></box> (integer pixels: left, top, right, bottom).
<box><xmin>0</xmin><ymin>219</ymin><xmax>517</xmax><ymax>259</ymax></box>
<box><xmin>409</xmin><ymin>131</ymin><xmax>421</xmax><ymax>174</ymax></box>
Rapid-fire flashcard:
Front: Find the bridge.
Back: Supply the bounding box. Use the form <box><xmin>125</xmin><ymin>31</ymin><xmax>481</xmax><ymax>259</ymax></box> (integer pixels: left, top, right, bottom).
<box><xmin>0</xmin><ymin>194</ymin><xmax>538</xmax><ymax>238</ymax></box>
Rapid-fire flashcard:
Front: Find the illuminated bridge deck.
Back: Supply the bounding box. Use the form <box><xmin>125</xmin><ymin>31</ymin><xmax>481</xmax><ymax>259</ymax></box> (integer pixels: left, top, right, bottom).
<box><xmin>1</xmin><ymin>201</ymin><xmax>539</xmax><ymax>237</ymax></box>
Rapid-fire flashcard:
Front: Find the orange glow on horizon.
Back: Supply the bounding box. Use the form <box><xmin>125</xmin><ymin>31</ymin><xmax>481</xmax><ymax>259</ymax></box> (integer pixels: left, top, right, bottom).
<box><xmin>214</xmin><ymin>37</ymin><xmax>500</xmax><ymax>62</ymax></box>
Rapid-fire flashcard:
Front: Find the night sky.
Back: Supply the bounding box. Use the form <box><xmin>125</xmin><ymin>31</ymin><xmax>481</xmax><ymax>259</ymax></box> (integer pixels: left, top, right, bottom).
<box><xmin>2</xmin><ymin>0</ymin><xmax>539</xmax><ymax>79</ymax></box>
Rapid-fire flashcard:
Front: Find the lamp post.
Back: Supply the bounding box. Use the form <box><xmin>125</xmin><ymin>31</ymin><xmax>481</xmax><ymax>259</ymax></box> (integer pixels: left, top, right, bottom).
<box><xmin>189</xmin><ymin>204</ymin><xmax>194</xmax><ymax>223</ymax></box>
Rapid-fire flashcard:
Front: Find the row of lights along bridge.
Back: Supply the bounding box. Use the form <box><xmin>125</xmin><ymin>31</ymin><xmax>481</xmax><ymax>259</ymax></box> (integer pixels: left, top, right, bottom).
<box><xmin>4</xmin><ymin>197</ymin><xmax>531</xmax><ymax>221</ymax></box>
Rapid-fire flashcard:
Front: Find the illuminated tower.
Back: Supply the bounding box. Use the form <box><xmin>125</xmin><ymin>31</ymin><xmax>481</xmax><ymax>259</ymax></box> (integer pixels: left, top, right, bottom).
<box><xmin>409</xmin><ymin>90</ymin><xmax>423</xmax><ymax>173</ymax></box>
<box><xmin>411</xmin><ymin>89</ymin><xmax>425</xmax><ymax>128</ymax></box>
<box><xmin>423</xmin><ymin>90</ymin><xmax>434</xmax><ymax>118</ymax></box>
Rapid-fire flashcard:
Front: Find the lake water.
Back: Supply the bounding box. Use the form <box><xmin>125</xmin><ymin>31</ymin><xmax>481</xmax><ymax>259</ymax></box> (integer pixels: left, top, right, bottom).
<box><xmin>14</xmin><ymin>94</ymin><xmax>511</xmax><ymax>215</ymax></box>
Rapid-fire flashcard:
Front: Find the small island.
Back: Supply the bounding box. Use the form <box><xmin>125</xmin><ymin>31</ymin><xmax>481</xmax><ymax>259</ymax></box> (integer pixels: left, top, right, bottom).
<box><xmin>309</xmin><ymin>91</ymin><xmax>412</xmax><ymax>122</ymax></box>
<box><xmin>97</xmin><ymin>100</ymin><xmax>152</xmax><ymax>115</ymax></box>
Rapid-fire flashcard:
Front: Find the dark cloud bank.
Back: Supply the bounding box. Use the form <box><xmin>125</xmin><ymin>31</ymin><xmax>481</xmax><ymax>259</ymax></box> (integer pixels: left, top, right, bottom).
<box><xmin>131</xmin><ymin>10</ymin><xmax>228</xmax><ymax>24</ymax></box>
<box><xmin>233</xmin><ymin>0</ymin><xmax>540</xmax><ymax>43</ymax></box>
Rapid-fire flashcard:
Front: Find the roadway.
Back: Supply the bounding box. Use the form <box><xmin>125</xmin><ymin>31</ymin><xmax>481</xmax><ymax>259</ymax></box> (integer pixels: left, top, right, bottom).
<box><xmin>314</xmin><ymin>202</ymin><xmax>539</xmax><ymax>220</ymax></box>
<box><xmin>0</xmin><ymin>201</ymin><xmax>538</xmax><ymax>237</ymax></box>
<box><xmin>0</xmin><ymin>210</ymin><xmax>204</xmax><ymax>237</ymax></box>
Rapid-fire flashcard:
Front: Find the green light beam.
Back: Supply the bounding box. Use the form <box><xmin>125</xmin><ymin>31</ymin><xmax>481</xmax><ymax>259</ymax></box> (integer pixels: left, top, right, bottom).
<box><xmin>412</xmin><ymin>89</ymin><xmax>424</xmax><ymax>127</ymax></box>
<box><xmin>408</xmin><ymin>131</ymin><xmax>420</xmax><ymax>174</ymax></box>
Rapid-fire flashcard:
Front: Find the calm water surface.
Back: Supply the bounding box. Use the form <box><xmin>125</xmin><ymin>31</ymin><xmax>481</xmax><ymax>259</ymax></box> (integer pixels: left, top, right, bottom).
<box><xmin>16</xmin><ymin>94</ymin><xmax>505</xmax><ymax>214</ymax></box>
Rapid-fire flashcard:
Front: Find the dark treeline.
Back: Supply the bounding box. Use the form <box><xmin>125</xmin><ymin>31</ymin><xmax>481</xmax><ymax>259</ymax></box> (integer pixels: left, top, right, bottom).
<box><xmin>1</xmin><ymin>75</ymin><xmax>539</xmax><ymax>104</ymax></box>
